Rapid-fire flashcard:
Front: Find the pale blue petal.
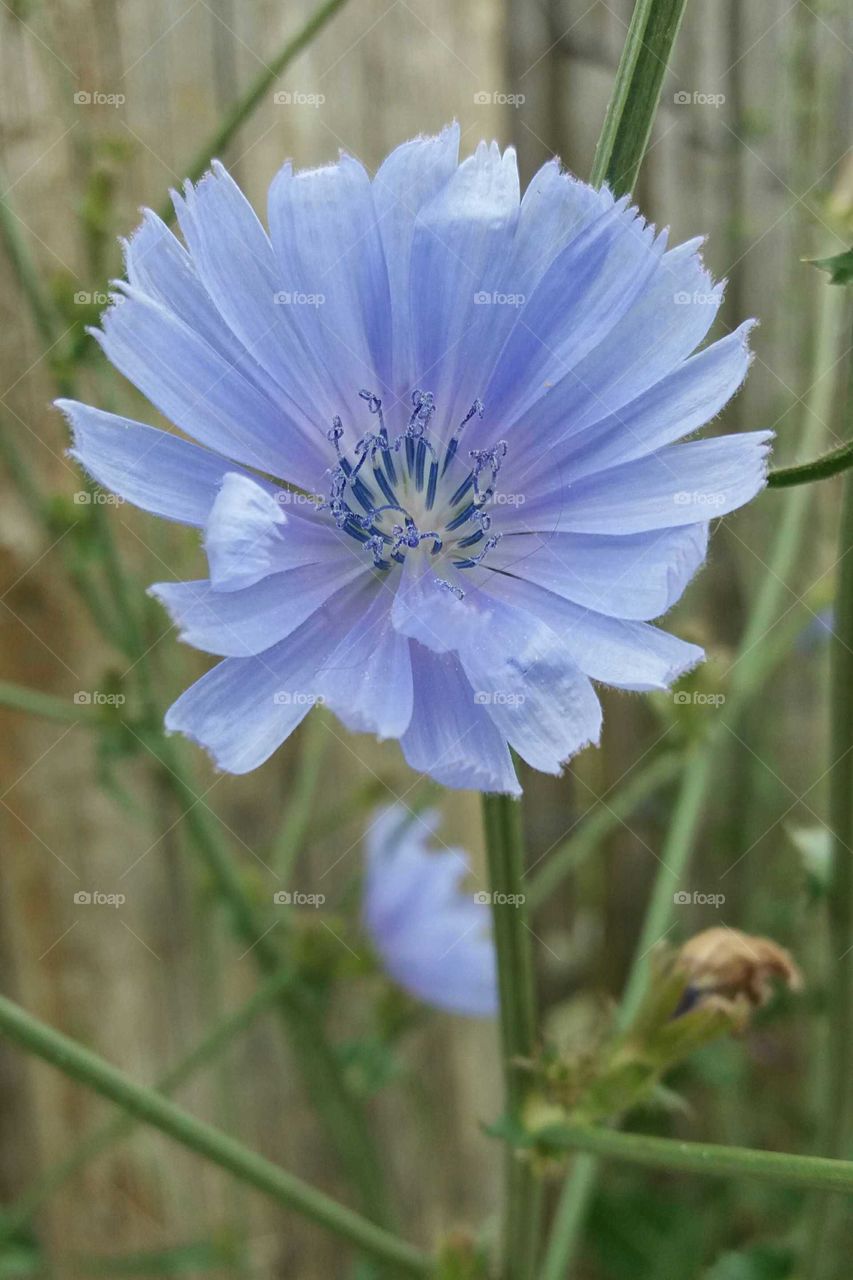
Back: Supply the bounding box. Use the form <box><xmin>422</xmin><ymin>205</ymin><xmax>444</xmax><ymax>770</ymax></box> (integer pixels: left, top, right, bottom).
<box><xmin>268</xmin><ymin>153</ymin><xmax>393</xmax><ymax>411</ymax></box>
<box><xmin>483</xmin><ymin>572</ymin><xmax>704</xmax><ymax>690</ymax></box>
<box><xmin>93</xmin><ymin>286</ymin><xmax>324</xmax><ymax>487</ymax></box>
<box><xmin>150</xmin><ymin>559</ymin><xmax>366</xmax><ymax>657</ymax></box>
<box><xmin>60</xmin><ymin>401</ymin><xmax>267</xmax><ymax>526</ymax></box>
<box><xmin>409</xmin><ymin>141</ymin><xmax>520</xmax><ymax>429</ymax></box>
<box><xmin>490</xmin><ymin>525</ymin><xmax>709</xmax><ymax>620</ymax></box>
<box><xmin>316</xmin><ymin>586</ymin><xmax>414</xmax><ymax>738</ymax></box>
<box><xmin>164</xmin><ymin>581</ymin><xmax>371</xmax><ymax>773</ymax></box>
<box><xmin>204</xmin><ymin>473</ymin><xmax>341</xmax><ymax>591</ymax></box>
<box><xmin>510</xmin><ymin>433</ymin><xmax>772</xmax><ymax>535</ymax></box>
<box><xmin>372</xmin><ymin>125</ymin><xmax>460</xmax><ymax>397</ymax></box>
<box><xmin>400</xmin><ymin>645</ymin><xmax>520</xmax><ymax>795</ymax></box>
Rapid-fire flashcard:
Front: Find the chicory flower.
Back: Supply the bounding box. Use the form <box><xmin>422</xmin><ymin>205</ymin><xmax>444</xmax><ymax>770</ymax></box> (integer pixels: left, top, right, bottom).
<box><xmin>61</xmin><ymin>125</ymin><xmax>770</xmax><ymax>792</ymax></box>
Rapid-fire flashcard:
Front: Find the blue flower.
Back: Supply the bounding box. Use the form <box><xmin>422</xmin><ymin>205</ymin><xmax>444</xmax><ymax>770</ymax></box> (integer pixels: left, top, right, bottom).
<box><xmin>362</xmin><ymin>806</ymin><xmax>497</xmax><ymax>1017</ymax></box>
<box><xmin>60</xmin><ymin>125</ymin><xmax>771</xmax><ymax>793</ymax></box>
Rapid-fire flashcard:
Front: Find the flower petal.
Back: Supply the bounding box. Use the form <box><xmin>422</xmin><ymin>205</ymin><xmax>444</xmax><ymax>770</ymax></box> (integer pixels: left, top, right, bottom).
<box><xmin>483</xmin><ymin>572</ymin><xmax>704</xmax><ymax>690</ymax></box>
<box><xmin>510</xmin><ymin>432</ymin><xmax>772</xmax><ymax>535</ymax></box>
<box><xmin>490</xmin><ymin>525</ymin><xmax>709</xmax><ymax>620</ymax></box>
<box><xmin>400</xmin><ymin>644</ymin><xmax>520</xmax><ymax>794</ymax></box>
<box><xmin>93</xmin><ymin>286</ymin><xmax>324</xmax><ymax>487</ymax></box>
<box><xmin>372</xmin><ymin>125</ymin><xmax>460</xmax><ymax>397</ymax></box>
<box><xmin>60</xmin><ymin>401</ymin><xmax>267</xmax><ymax>526</ymax></box>
<box><xmin>409</xmin><ymin>141</ymin><xmax>520</xmax><ymax>428</ymax></box>
<box><xmin>204</xmin><ymin>472</ymin><xmax>341</xmax><ymax>591</ymax></box>
<box><xmin>268</xmin><ymin>153</ymin><xmax>394</xmax><ymax>414</ymax></box>
<box><xmin>150</xmin><ymin>558</ymin><xmax>366</xmax><ymax>657</ymax></box>
<box><xmin>316</xmin><ymin>585</ymin><xmax>414</xmax><ymax>739</ymax></box>
<box><xmin>164</xmin><ymin>580</ymin><xmax>371</xmax><ymax>773</ymax></box>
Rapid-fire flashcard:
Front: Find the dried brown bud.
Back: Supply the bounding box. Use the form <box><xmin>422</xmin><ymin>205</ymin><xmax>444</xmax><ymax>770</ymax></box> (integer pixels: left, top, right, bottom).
<box><xmin>677</xmin><ymin>927</ymin><xmax>803</xmax><ymax>1016</ymax></box>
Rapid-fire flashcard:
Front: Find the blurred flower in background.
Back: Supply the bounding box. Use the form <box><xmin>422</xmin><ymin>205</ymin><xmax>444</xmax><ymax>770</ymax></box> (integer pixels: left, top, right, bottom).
<box><xmin>362</xmin><ymin>805</ymin><xmax>497</xmax><ymax>1017</ymax></box>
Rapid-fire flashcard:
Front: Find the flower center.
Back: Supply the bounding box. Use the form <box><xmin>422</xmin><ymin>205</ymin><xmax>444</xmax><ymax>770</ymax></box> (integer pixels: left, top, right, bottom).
<box><xmin>320</xmin><ymin>389</ymin><xmax>507</xmax><ymax>598</ymax></box>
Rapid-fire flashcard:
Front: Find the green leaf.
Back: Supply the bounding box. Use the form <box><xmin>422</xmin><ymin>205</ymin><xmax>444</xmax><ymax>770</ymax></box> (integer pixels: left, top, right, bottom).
<box><xmin>806</xmin><ymin>247</ymin><xmax>853</xmax><ymax>286</ymax></box>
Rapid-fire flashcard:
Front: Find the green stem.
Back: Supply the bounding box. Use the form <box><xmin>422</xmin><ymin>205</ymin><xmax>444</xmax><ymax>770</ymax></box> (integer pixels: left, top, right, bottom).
<box><xmin>542</xmin><ymin>239</ymin><xmax>848</xmax><ymax>1280</ymax></box>
<box><xmin>0</xmin><ymin>967</ymin><xmax>295</xmax><ymax>1237</ymax></box>
<box><xmin>482</xmin><ymin>792</ymin><xmax>539</xmax><ymax>1280</ymax></box>
<box><xmin>0</xmin><ymin>994</ymin><xmax>429</xmax><ymax>1277</ymax></box>
<box><xmin>804</xmin><ymin>325</ymin><xmax>853</xmax><ymax>1280</ymax></box>
<box><xmin>526</xmin><ymin>752</ymin><xmax>681</xmax><ymax>910</ymax></box>
<box><xmin>0</xmin><ymin>681</ymin><xmax>98</xmax><ymax>725</ymax></box>
<box><xmin>532</xmin><ymin>1125</ymin><xmax>853</xmax><ymax>1197</ymax></box>
<box><xmin>767</xmin><ymin>439</ymin><xmax>853</xmax><ymax>488</ymax></box>
<box><xmin>589</xmin><ymin>0</ymin><xmax>690</xmax><ymax>194</ymax></box>
<box><xmin>157</xmin><ymin>0</ymin><xmax>352</xmax><ymax>222</ymax></box>
<box><xmin>271</xmin><ymin>712</ymin><xmax>329</xmax><ymax>877</ymax></box>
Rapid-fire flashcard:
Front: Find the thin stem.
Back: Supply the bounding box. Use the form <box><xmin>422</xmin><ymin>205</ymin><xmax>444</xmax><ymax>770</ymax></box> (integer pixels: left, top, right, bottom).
<box><xmin>0</xmin><ymin>967</ymin><xmax>295</xmax><ymax>1236</ymax></box>
<box><xmin>0</xmin><ymin>681</ymin><xmax>99</xmax><ymax>725</ymax></box>
<box><xmin>532</xmin><ymin>1125</ymin><xmax>853</xmax><ymax>1196</ymax></box>
<box><xmin>482</xmin><ymin>792</ymin><xmax>539</xmax><ymax>1280</ymax></box>
<box><xmin>589</xmin><ymin>0</ymin><xmax>690</xmax><ymax>194</ymax></box>
<box><xmin>768</xmin><ymin>439</ymin><xmax>853</xmax><ymax>488</ymax></box>
<box><xmin>270</xmin><ymin>712</ymin><xmax>329</xmax><ymax>877</ymax></box>
<box><xmin>804</xmin><ymin>320</ymin><xmax>853</xmax><ymax>1279</ymax></box>
<box><xmin>527</xmin><ymin>752</ymin><xmax>681</xmax><ymax>910</ymax></box>
<box><xmin>154</xmin><ymin>734</ymin><xmax>391</xmax><ymax>1228</ymax></box>
<box><xmin>157</xmin><ymin>0</ymin><xmax>352</xmax><ymax>222</ymax></box>
<box><xmin>0</xmin><ymin>994</ymin><xmax>429</xmax><ymax>1277</ymax></box>
<box><xmin>542</xmin><ymin>256</ymin><xmax>848</xmax><ymax>1280</ymax></box>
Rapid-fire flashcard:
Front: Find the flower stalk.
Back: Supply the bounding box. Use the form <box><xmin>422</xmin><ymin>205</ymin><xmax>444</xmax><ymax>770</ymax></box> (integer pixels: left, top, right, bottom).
<box><xmin>481</xmin><ymin>791</ymin><xmax>539</xmax><ymax>1280</ymax></box>
<box><xmin>0</xmin><ymin>993</ymin><xmax>429</xmax><ymax>1276</ymax></box>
